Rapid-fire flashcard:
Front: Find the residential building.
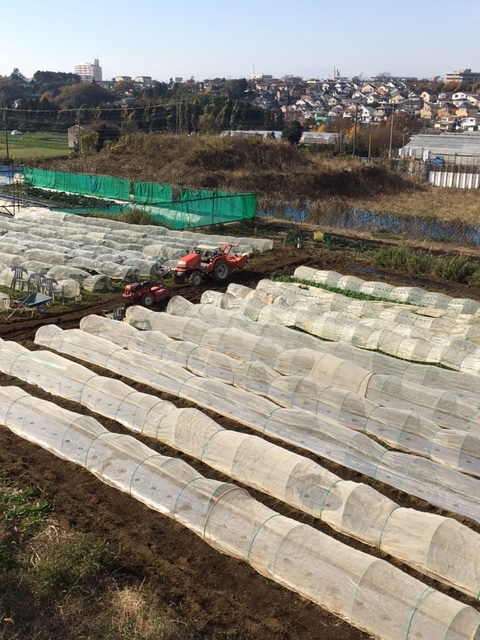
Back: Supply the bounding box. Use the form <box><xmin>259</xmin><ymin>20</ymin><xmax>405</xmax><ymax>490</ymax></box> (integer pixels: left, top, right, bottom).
<box><xmin>359</xmin><ymin>105</ymin><xmax>374</xmax><ymax>123</ymax></box>
<box><xmin>460</xmin><ymin>117</ymin><xmax>480</xmax><ymax>131</ymax></box>
<box><xmin>420</xmin><ymin>90</ymin><xmax>436</xmax><ymax>102</ymax></box>
<box><xmin>445</xmin><ymin>68</ymin><xmax>480</xmax><ymax>84</ymax></box>
<box><xmin>438</xmin><ymin>102</ymin><xmax>458</xmax><ymax>116</ymax></box>
<box><xmin>455</xmin><ymin>102</ymin><xmax>478</xmax><ymax>118</ymax></box>
<box><xmin>452</xmin><ymin>91</ymin><xmax>469</xmax><ymax>103</ymax></box>
<box><xmin>74</xmin><ymin>58</ymin><xmax>102</xmax><ymax>82</ymax></box>
<box><xmin>420</xmin><ymin>102</ymin><xmax>440</xmax><ymax>121</ymax></box>
<box><xmin>373</xmin><ymin>104</ymin><xmax>394</xmax><ymax>121</ymax></box>
<box><xmin>435</xmin><ymin>115</ymin><xmax>459</xmax><ymax>131</ymax></box>
<box><xmin>134</xmin><ymin>76</ymin><xmax>152</xmax><ymax>86</ymax></box>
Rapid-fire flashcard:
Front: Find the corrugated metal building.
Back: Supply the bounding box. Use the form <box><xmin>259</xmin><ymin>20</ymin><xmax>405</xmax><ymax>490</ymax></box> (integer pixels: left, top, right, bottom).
<box><xmin>401</xmin><ymin>132</ymin><xmax>480</xmax><ymax>165</ymax></box>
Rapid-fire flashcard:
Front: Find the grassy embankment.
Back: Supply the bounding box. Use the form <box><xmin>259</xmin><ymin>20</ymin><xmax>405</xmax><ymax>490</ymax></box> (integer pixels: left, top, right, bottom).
<box><xmin>29</xmin><ymin>132</ymin><xmax>480</xmax><ymax>225</ymax></box>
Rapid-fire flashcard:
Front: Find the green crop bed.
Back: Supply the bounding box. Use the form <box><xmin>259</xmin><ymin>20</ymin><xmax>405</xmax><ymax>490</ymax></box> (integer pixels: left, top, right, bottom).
<box><xmin>0</xmin><ymin>132</ymin><xmax>69</xmax><ymax>159</ymax></box>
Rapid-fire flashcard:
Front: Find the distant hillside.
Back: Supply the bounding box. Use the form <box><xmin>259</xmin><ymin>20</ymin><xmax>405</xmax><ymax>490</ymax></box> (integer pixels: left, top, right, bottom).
<box><xmin>32</xmin><ymin>133</ymin><xmax>417</xmax><ymax>213</ymax></box>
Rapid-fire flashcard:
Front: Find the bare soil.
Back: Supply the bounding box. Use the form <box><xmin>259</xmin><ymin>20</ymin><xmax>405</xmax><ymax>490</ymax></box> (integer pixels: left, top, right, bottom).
<box><xmin>1</xmin><ymin>224</ymin><xmax>480</xmax><ymax>640</ymax></box>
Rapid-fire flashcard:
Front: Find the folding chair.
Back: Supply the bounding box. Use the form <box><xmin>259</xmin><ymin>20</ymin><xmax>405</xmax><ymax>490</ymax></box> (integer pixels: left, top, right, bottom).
<box><xmin>11</xmin><ymin>266</ymin><xmax>29</xmax><ymax>292</ymax></box>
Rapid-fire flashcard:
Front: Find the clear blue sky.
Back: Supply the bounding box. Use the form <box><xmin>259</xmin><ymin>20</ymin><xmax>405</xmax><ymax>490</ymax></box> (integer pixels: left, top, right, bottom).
<box><xmin>2</xmin><ymin>0</ymin><xmax>479</xmax><ymax>82</ymax></box>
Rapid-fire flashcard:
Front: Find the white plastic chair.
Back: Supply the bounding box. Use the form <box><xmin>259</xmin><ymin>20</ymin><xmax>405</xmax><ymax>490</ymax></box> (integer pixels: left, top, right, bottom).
<box><xmin>41</xmin><ymin>277</ymin><xmax>63</xmax><ymax>303</ymax></box>
<box><xmin>11</xmin><ymin>266</ymin><xmax>29</xmax><ymax>292</ymax></box>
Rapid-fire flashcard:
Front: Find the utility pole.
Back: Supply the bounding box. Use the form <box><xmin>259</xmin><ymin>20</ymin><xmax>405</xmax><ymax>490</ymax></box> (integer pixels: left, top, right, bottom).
<box><xmin>3</xmin><ymin>107</ymin><xmax>9</xmax><ymax>161</ymax></box>
<box><xmin>75</xmin><ymin>108</ymin><xmax>81</xmax><ymax>152</ymax></box>
<box><xmin>388</xmin><ymin>104</ymin><xmax>395</xmax><ymax>159</ymax></box>
<box><xmin>352</xmin><ymin>104</ymin><xmax>358</xmax><ymax>157</ymax></box>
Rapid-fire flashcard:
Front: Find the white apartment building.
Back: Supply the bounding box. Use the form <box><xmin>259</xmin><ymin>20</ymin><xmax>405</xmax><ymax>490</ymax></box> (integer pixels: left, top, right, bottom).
<box><xmin>74</xmin><ymin>58</ymin><xmax>102</xmax><ymax>82</ymax></box>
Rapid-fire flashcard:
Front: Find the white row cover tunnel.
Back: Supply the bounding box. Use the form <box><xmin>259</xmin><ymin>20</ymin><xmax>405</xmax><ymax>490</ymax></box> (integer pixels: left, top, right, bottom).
<box><xmin>32</xmin><ymin>321</ymin><xmax>480</xmax><ymax>525</ymax></box>
<box><xmin>1</xmin><ymin>367</ymin><xmax>480</xmax><ymax>639</ymax></box>
<box><xmin>80</xmin><ymin>313</ymin><xmax>480</xmax><ymax>478</ymax></box>
<box><xmin>3</xmin><ymin>263</ymin><xmax>480</xmax><ymax>638</ymax></box>
<box><xmin>0</xmin><ymin>202</ymin><xmax>271</xmax><ymax>294</ymax></box>
<box><xmin>220</xmin><ymin>276</ymin><xmax>480</xmax><ymax>376</ymax></box>
<box><xmin>0</xmin><ymin>337</ymin><xmax>480</xmax><ymax>600</ymax></box>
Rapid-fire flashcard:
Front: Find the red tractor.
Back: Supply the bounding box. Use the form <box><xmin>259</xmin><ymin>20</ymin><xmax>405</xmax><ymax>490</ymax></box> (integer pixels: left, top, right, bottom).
<box><xmin>173</xmin><ymin>242</ymin><xmax>248</xmax><ymax>286</ymax></box>
<box><xmin>122</xmin><ymin>280</ymin><xmax>169</xmax><ymax>307</ymax></box>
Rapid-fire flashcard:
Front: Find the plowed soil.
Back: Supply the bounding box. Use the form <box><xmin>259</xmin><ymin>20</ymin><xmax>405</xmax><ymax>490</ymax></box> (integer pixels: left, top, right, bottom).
<box><xmin>1</xmin><ymin>228</ymin><xmax>480</xmax><ymax>640</ymax></box>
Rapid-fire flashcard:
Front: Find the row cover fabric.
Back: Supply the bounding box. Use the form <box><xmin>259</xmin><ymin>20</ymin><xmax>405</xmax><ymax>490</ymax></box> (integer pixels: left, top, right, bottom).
<box><xmin>1</xmin><ymin>386</ymin><xmax>479</xmax><ymax>640</ymax></box>
<box><xmin>0</xmin><ymin>203</ymin><xmax>273</xmax><ymax>252</ymax></box>
<box><xmin>294</xmin><ymin>266</ymin><xmax>480</xmax><ymax>316</ymax></box>
<box><xmin>33</xmin><ymin>324</ymin><xmax>480</xmax><ymax>524</ymax></box>
<box><xmin>162</xmin><ymin>297</ymin><xmax>480</xmax><ymax>434</ymax></box>
<box><xmin>0</xmin><ymin>204</ymin><xmax>269</xmax><ymax>286</ymax></box>
<box><xmin>214</xmin><ymin>284</ymin><xmax>480</xmax><ymax>403</ymax></box>
<box><xmin>86</xmin><ymin>313</ymin><xmax>480</xmax><ymax>479</ymax></box>
<box><xmin>2</xmin><ymin>338</ymin><xmax>480</xmax><ymax>598</ymax></box>
<box><xmin>244</xmin><ymin>280</ymin><xmax>480</xmax><ymax>373</ymax></box>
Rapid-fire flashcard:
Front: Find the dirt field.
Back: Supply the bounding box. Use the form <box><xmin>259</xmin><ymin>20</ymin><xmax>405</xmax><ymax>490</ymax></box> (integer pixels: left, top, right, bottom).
<box><xmin>1</xmin><ymin>227</ymin><xmax>480</xmax><ymax>640</ymax></box>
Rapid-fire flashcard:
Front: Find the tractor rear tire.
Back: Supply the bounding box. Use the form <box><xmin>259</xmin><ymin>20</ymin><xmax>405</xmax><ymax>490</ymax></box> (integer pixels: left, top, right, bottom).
<box><xmin>189</xmin><ymin>271</ymin><xmax>203</xmax><ymax>286</ymax></box>
<box><xmin>141</xmin><ymin>292</ymin><xmax>155</xmax><ymax>307</ymax></box>
<box><xmin>212</xmin><ymin>259</ymin><xmax>230</xmax><ymax>282</ymax></box>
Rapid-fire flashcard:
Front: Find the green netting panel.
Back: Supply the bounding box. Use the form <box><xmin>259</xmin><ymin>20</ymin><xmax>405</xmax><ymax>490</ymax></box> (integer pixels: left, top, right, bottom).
<box><xmin>24</xmin><ymin>168</ymin><xmax>130</xmax><ymax>200</ymax></box>
<box><xmin>132</xmin><ymin>181</ymin><xmax>173</xmax><ymax>204</ymax></box>
<box><xmin>23</xmin><ymin>167</ymin><xmax>56</xmax><ymax>189</ymax></box>
<box><xmin>169</xmin><ymin>188</ymin><xmax>256</xmax><ymax>226</ymax></box>
<box><xmin>23</xmin><ymin>168</ymin><xmax>256</xmax><ymax>229</ymax></box>
<box><xmin>146</xmin><ymin>208</ymin><xmax>205</xmax><ymax>230</ymax></box>
<box><xmin>91</xmin><ymin>174</ymin><xmax>130</xmax><ymax>200</ymax></box>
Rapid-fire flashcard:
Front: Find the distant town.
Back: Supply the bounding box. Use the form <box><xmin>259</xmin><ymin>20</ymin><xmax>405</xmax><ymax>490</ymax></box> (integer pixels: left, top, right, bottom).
<box><xmin>2</xmin><ymin>59</ymin><xmax>480</xmax><ymax>158</ymax></box>
<box><xmin>69</xmin><ymin>59</ymin><xmax>480</xmax><ymax>133</ymax></box>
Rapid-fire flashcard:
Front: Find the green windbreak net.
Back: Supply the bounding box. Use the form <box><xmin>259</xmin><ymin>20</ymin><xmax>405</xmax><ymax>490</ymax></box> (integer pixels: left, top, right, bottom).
<box><xmin>23</xmin><ymin>168</ymin><xmax>256</xmax><ymax>229</ymax></box>
<box><xmin>24</xmin><ymin>168</ymin><xmax>130</xmax><ymax>200</ymax></box>
<box><xmin>169</xmin><ymin>188</ymin><xmax>257</xmax><ymax>226</ymax></box>
<box><xmin>132</xmin><ymin>181</ymin><xmax>173</xmax><ymax>204</ymax></box>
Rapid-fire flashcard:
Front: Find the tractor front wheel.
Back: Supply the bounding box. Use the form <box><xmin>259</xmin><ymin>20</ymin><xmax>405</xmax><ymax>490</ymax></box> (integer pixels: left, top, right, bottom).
<box><xmin>141</xmin><ymin>292</ymin><xmax>155</xmax><ymax>307</ymax></box>
<box><xmin>212</xmin><ymin>259</ymin><xmax>230</xmax><ymax>282</ymax></box>
<box><xmin>189</xmin><ymin>271</ymin><xmax>203</xmax><ymax>286</ymax></box>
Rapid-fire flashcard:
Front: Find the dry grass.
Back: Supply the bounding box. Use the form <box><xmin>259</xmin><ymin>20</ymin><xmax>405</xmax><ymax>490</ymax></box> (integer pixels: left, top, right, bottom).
<box><xmin>0</xmin><ymin>517</ymin><xmax>192</xmax><ymax>640</ymax></box>
<box><xmin>32</xmin><ymin>133</ymin><xmax>411</xmax><ymax>204</ymax></box>
<box><xmin>28</xmin><ymin>132</ymin><xmax>480</xmax><ymax>224</ymax></box>
<box><xmin>354</xmin><ymin>187</ymin><xmax>480</xmax><ymax>225</ymax></box>
<box><xmin>110</xmin><ymin>585</ymin><xmax>190</xmax><ymax>640</ymax></box>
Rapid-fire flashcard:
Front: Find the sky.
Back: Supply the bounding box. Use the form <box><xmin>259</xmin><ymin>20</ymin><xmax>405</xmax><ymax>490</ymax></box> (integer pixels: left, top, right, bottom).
<box><xmin>1</xmin><ymin>0</ymin><xmax>479</xmax><ymax>83</ymax></box>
